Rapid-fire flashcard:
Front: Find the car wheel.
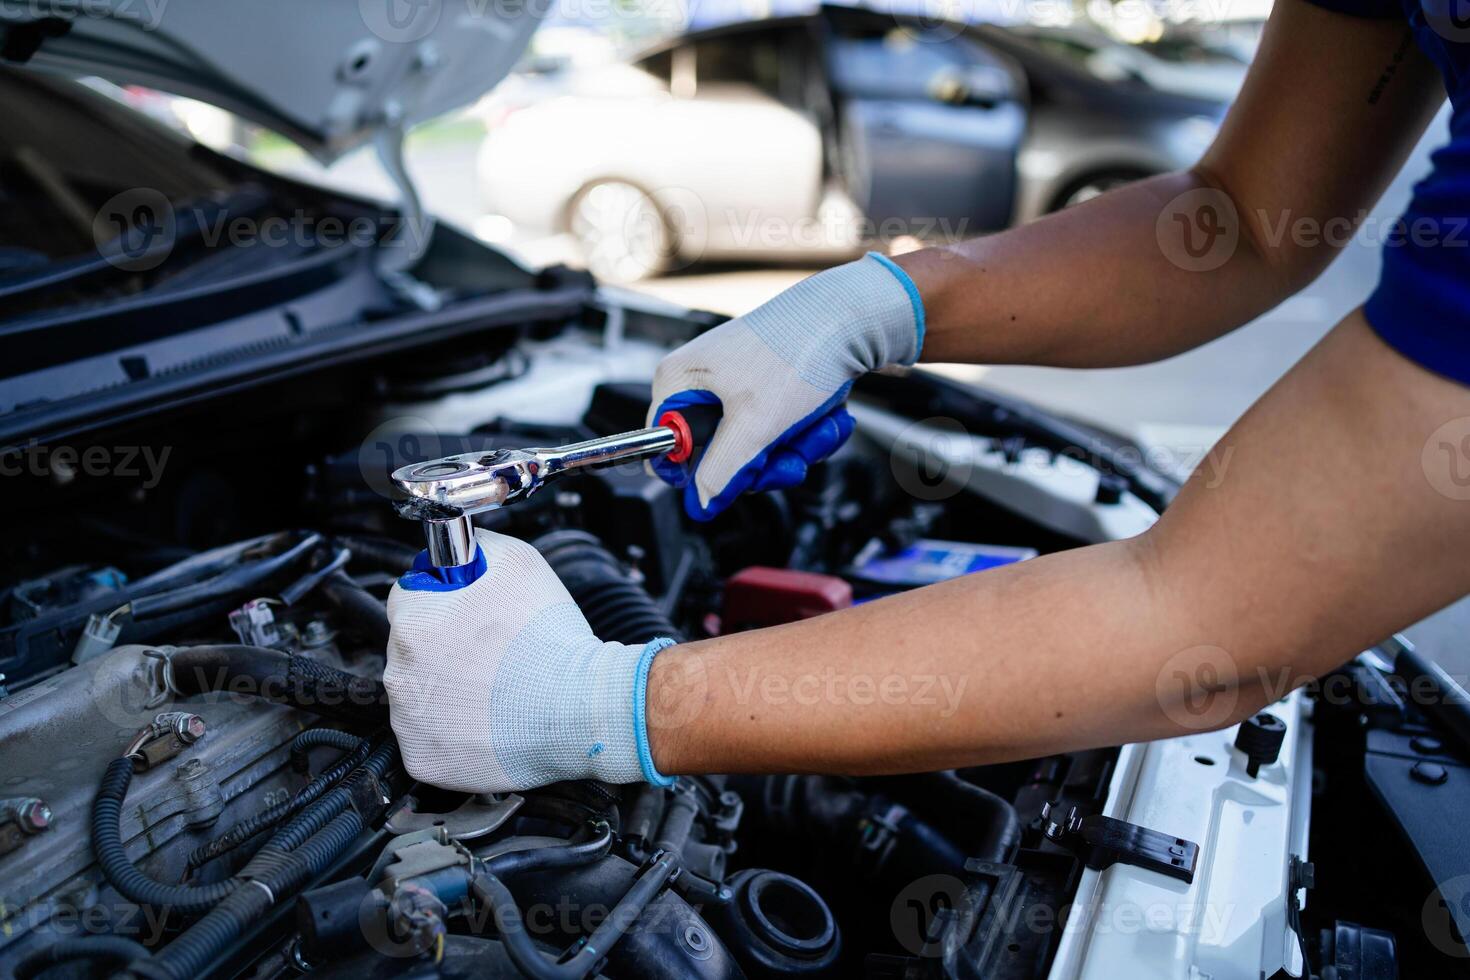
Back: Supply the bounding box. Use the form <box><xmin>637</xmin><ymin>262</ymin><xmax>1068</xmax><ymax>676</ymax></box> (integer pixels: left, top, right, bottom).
<box><xmin>1056</xmin><ymin>172</ymin><xmax>1150</xmax><ymax>210</ymax></box>
<box><xmin>569</xmin><ymin>180</ymin><xmax>673</xmax><ymax>284</ymax></box>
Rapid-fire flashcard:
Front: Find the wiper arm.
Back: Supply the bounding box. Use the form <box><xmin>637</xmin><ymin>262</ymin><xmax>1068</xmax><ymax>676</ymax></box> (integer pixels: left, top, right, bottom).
<box><xmin>0</xmin><ymin>187</ymin><xmax>273</xmax><ymax>304</ymax></box>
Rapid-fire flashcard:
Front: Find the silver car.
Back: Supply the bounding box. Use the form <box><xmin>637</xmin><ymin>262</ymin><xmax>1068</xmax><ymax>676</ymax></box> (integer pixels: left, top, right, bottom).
<box><xmin>478</xmin><ymin>7</ymin><xmax>1227</xmax><ymax>282</ymax></box>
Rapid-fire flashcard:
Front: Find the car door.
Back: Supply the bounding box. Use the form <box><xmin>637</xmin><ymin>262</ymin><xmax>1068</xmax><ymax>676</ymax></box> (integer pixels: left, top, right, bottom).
<box><xmin>821</xmin><ymin>15</ymin><xmax>1026</xmax><ymax>237</ymax></box>
<box><xmin>666</xmin><ymin>27</ymin><xmax>828</xmax><ymax>257</ymax></box>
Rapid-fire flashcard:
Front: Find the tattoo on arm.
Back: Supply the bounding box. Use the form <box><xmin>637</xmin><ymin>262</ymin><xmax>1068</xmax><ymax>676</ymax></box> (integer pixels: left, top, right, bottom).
<box><xmin>1367</xmin><ymin>30</ymin><xmax>1416</xmax><ymax>105</ymax></box>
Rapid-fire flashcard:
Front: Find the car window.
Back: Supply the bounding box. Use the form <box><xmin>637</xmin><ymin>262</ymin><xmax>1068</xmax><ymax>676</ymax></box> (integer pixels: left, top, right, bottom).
<box><xmin>633</xmin><ymin>49</ymin><xmax>672</xmax><ymax>87</ymax></box>
<box><xmin>827</xmin><ymin>31</ymin><xmax>1005</xmax><ymax>101</ymax></box>
<box><xmin>690</xmin><ymin>31</ymin><xmax>804</xmax><ymax>105</ymax></box>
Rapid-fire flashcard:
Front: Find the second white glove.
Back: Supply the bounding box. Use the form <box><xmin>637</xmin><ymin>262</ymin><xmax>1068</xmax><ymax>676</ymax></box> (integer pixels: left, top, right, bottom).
<box><xmin>385</xmin><ymin>529</ymin><xmax>675</xmax><ymax>794</ymax></box>
<box><xmin>649</xmin><ymin>252</ymin><xmax>924</xmax><ymax>519</ymax></box>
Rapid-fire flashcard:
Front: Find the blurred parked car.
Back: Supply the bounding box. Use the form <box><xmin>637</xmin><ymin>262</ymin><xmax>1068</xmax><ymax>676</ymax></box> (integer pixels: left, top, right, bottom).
<box><xmin>477</xmin><ymin>5</ymin><xmax>1227</xmax><ymax>282</ymax></box>
<box><xmin>1014</xmin><ymin>25</ymin><xmax>1250</xmax><ymax>103</ymax></box>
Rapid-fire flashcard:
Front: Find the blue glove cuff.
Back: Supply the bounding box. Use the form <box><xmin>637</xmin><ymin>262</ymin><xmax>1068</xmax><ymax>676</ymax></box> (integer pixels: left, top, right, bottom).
<box><xmin>397</xmin><ymin>545</ymin><xmax>488</xmax><ymax>592</ymax></box>
<box><xmin>633</xmin><ymin>637</ymin><xmax>679</xmax><ymax>787</ymax></box>
<box><xmin>866</xmin><ymin>251</ymin><xmax>926</xmax><ymax>363</ymax></box>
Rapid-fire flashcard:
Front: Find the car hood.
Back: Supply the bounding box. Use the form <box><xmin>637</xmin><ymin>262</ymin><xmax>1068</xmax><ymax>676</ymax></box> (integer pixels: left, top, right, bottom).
<box><xmin>0</xmin><ymin>0</ymin><xmax>542</xmax><ymax>160</ymax></box>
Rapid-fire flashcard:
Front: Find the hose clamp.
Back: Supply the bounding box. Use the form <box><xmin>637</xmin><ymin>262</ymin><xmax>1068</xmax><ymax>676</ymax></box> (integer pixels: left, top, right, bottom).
<box><xmin>241</xmin><ymin>877</ymin><xmax>276</xmax><ymax>905</ymax></box>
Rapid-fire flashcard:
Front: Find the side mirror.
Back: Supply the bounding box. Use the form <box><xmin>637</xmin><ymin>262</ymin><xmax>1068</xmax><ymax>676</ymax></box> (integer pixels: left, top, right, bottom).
<box><xmin>927</xmin><ymin>65</ymin><xmax>1011</xmax><ymax>108</ymax></box>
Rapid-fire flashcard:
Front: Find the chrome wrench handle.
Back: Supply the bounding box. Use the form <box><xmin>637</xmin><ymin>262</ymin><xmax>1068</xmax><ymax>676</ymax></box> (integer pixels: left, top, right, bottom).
<box><xmin>391</xmin><ymin>424</ymin><xmax>680</xmax><ymax>568</ymax></box>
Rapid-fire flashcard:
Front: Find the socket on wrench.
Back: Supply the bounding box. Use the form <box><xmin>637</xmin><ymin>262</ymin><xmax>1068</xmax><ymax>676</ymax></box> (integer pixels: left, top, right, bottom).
<box><xmin>390</xmin><ymin>408</ymin><xmax>714</xmax><ymax>571</ymax></box>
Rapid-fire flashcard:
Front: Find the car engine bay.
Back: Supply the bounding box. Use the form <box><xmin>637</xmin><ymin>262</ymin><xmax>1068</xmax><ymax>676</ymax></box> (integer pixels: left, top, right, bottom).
<box><xmin>1</xmin><ymin>307</ymin><xmax>1467</xmax><ymax>980</ymax></box>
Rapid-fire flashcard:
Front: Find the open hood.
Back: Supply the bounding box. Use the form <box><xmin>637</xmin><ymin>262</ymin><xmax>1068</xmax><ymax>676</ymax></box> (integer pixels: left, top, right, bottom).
<box><xmin>0</xmin><ymin>0</ymin><xmax>542</xmax><ymax>160</ymax></box>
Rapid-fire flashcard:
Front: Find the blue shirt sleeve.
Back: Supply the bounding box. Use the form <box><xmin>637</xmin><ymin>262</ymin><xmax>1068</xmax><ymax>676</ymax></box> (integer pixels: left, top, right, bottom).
<box><xmin>1363</xmin><ymin>115</ymin><xmax>1470</xmax><ymax>388</ymax></box>
<box><xmin>1296</xmin><ymin>0</ymin><xmax>1402</xmax><ymax>17</ymax></box>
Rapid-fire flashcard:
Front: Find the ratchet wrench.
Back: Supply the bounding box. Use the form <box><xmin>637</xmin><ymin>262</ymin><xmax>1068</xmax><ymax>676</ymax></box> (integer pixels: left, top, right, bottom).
<box><xmin>390</xmin><ymin>407</ymin><xmax>718</xmax><ymax>581</ymax></box>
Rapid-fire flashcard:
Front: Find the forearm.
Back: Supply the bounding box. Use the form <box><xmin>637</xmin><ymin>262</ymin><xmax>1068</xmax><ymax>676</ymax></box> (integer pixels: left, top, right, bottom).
<box><xmin>647</xmin><ymin>312</ymin><xmax>1470</xmax><ymax>777</ymax></box>
<box><xmin>647</xmin><ymin>534</ymin><xmax>1213</xmax><ymax>775</ymax></box>
<box><xmin>891</xmin><ymin>0</ymin><xmax>1442</xmax><ymax>370</ymax></box>
<box><xmin>894</xmin><ymin>171</ymin><xmax>1296</xmax><ymax>368</ymax></box>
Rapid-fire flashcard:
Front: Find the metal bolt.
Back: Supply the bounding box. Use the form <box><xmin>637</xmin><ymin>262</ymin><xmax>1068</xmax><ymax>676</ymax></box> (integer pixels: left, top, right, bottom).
<box><xmin>682</xmin><ymin>924</ymin><xmax>709</xmax><ymax>953</ymax></box>
<box><xmin>174</xmin><ymin>714</ymin><xmax>206</xmax><ymax>744</ymax></box>
<box><xmin>16</xmin><ymin>800</ymin><xmax>51</xmax><ymax>834</ymax></box>
<box><xmin>1411</xmin><ymin>735</ymin><xmax>1444</xmax><ymax>755</ymax></box>
<box><xmin>1411</xmin><ymin>761</ymin><xmax>1449</xmax><ymax>786</ymax></box>
<box><xmin>302</xmin><ymin>621</ymin><xmax>332</xmax><ymax>648</ymax></box>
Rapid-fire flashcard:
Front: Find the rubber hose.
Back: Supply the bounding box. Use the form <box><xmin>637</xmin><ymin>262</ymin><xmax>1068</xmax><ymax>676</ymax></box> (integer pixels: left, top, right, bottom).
<box><xmin>484</xmin><ymin>822</ymin><xmax>613</xmax><ymax>878</ymax></box>
<box><xmin>869</xmin><ymin>771</ymin><xmax>1021</xmax><ymax>864</ymax></box>
<box><xmin>140</xmin><ymin>810</ymin><xmax>366</xmax><ymax>980</ymax></box>
<box><xmin>185</xmin><ymin>735</ymin><xmax>371</xmax><ymax>872</ymax></box>
<box><xmin>470</xmin><ymin>852</ymin><xmax>677</xmax><ymax>980</ymax></box>
<box><xmin>13</xmin><ymin>936</ymin><xmax>151</xmax><ymax>979</ymax></box>
<box><xmin>264</xmin><ymin>741</ymin><xmax>397</xmax><ymax>853</ymax></box>
<box><xmin>320</xmin><ymin>571</ymin><xmax>390</xmax><ymax>649</ymax></box>
<box><xmin>167</xmin><ymin>645</ymin><xmax>388</xmax><ymax>722</ymax></box>
<box><xmin>91</xmin><ymin>758</ymin><xmax>239</xmax><ymax>914</ymax></box>
<box><xmin>290</xmin><ymin>728</ymin><xmax>366</xmax><ymax>772</ymax></box>
<box><xmin>333</xmin><ymin>535</ymin><xmax>419</xmax><ymax>572</ymax></box>
<box><xmin>934</xmin><ymin>771</ymin><xmax>1021</xmax><ymax>864</ymax></box>
<box><xmin>535</xmin><ymin>531</ymin><xmax>683</xmax><ymax>644</ymax></box>
<box><xmin>653</xmin><ymin>788</ymin><xmax>699</xmax><ymax>855</ymax></box>
<box><xmin>129</xmin><ymin>533</ymin><xmax>322</xmax><ymax>619</ymax></box>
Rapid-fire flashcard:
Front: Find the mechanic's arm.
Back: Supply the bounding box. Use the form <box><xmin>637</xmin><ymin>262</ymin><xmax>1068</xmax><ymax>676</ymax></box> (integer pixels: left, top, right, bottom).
<box><xmin>904</xmin><ymin>0</ymin><xmax>1443</xmax><ymax>367</ymax></box>
<box><xmin>642</xmin><ymin>0</ymin><xmax>1445</xmax><ymax>522</ymax></box>
<box><xmin>647</xmin><ymin>312</ymin><xmax>1470</xmax><ymax>775</ymax></box>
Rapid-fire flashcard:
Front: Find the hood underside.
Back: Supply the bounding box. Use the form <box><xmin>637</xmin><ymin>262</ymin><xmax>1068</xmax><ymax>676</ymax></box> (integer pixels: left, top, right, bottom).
<box><xmin>0</xmin><ymin>0</ymin><xmax>542</xmax><ymax>160</ymax></box>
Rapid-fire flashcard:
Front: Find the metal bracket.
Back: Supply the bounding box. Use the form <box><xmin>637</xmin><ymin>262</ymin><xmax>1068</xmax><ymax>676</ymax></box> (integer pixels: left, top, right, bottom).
<box><xmin>373</xmin><ymin>121</ymin><xmax>439</xmax><ymax>310</ymax></box>
<box><xmin>1040</xmin><ymin>802</ymin><xmax>1199</xmax><ymax>884</ymax></box>
<box><xmin>385</xmin><ymin>792</ymin><xmax>523</xmax><ymax>842</ymax></box>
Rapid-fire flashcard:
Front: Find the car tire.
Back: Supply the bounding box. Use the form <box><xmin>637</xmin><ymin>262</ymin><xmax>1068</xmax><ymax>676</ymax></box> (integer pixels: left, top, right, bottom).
<box><xmin>1054</xmin><ymin>171</ymin><xmax>1151</xmax><ymax>210</ymax></box>
<box><xmin>568</xmin><ymin>180</ymin><xmax>674</xmax><ymax>284</ymax></box>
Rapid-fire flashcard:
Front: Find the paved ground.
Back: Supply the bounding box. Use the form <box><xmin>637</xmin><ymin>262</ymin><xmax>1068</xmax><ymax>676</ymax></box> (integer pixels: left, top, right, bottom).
<box><xmin>272</xmin><ymin>112</ymin><xmax>1467</xmax><ymax>681</ymax></box>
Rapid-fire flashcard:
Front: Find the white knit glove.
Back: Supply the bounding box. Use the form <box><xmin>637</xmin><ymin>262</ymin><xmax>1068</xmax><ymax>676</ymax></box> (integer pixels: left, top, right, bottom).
<box><xmin>649</xmin><ymin>252</ymin><xmax>924</xmax><ymax>520</ymax></box>
<box><xmin>384</xmin><ymin>529</ymin><xmax>674</xmax><ymax>793</ymax></box>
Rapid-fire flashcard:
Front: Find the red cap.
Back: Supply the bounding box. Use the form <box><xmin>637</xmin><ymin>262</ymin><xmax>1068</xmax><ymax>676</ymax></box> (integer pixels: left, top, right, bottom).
<box><xmin>659</xmin><ymin>410</ymin><xmax>695</xmax><ymax>463</ymax></box>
